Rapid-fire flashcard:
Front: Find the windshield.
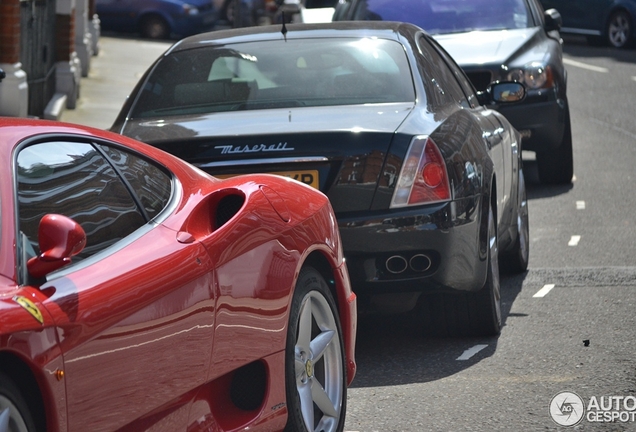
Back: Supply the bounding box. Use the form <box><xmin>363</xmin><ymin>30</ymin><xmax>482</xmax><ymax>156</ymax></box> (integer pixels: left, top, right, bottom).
<box><xmin>130</xmin><ymin>38</ymin><xmax>416</xmax><ymax>119</ymax></box>
<box><xmin>352</xmin><ymin>0</ymin><xmax>532</xmax><ymax>35</ymax></box>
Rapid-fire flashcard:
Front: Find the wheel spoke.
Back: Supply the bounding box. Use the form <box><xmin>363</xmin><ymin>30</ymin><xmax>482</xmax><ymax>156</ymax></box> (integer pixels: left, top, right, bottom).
<box><xmin>298</xmin><ymin>383</ymin><xmax>315</xmax><ymax>431</ymax></box>
<box><xmin>310</xmin><ymin>330</ymin><xmax>335</xmax><ymax>362</ymax></box>
<box><xmin>297</xmin><ymin>297</ymin><xmax>313</xmax><ymax>353</ymax></box>
<box><xmin>0</xmin><ymin>408</ymin><xmax>10</xmax><ymax>432</ymax></box>
<box><xmin>311</xmin><ymin>379</ymin><xmax>339</xmax><ymax>418</ymax></box>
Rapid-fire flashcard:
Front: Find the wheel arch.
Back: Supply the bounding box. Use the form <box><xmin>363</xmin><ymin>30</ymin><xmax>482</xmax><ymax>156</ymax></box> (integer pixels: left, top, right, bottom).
<box><xmin>605</xmin><ymin>5</ymin><xmax>635</xmax><ymax>29</ymax></box>
<box><xmin>303</xmin><ymin>250</ymin><xmax>341</xmax><ymax>315</ymax></box>
<box><xmin>300</xmin><ymin>249</ymin><xmax>356</xmax><ymax>385</ymax></box>
<box><xmin>0</xmin><ymin>351</ymin><xmax>47</xmax><ymax>431</ymax></box>
<box><xmin>479</xmin><ymin>174</ymin><xmax>497</xmax><ymax>260</ymax></box>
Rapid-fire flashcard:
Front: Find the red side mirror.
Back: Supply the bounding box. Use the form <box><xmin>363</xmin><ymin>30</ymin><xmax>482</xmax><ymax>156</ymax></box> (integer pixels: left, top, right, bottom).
<box><xmin>27</xmin><ymin>214</ymin><xmax>87</xmax><ymax>278</ymax></box>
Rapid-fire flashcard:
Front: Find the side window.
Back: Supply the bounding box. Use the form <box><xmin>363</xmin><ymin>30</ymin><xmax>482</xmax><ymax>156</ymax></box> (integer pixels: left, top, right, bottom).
<box><xmin>16</xmin><ymin>141</ymin><xmax>146</xmax><ymax>261</ymax></box>
<box><xmin>96</xmin><ymin>144</ymin><xmax>172</xmax><ymax>220</ymax></box>
<box><xmin>415</xmin><ymin>35</ymin><xmax>469</xmax><ymax>109</ymax></box>
<box><xmin>426</xmin><ymin>36</ymin><xmax>479</xmax><ymax>108</ymax></box>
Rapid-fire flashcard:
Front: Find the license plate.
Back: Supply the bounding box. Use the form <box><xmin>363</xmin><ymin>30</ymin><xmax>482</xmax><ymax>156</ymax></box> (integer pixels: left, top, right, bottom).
<box><xmin>216</xmin><ymin>170</ymin><xmax>319</xmax><ymax>189</ymax></box>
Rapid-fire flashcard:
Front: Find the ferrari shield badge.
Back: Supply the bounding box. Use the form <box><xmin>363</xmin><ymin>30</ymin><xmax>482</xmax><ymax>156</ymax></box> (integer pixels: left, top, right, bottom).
<box><xmin>13</xmin><ymin>295</ymin><xmax>44</xmax><ymax>324</ymax></box>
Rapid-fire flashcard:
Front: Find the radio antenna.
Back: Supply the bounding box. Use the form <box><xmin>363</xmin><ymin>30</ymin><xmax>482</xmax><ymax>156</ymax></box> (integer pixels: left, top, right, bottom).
<box><xmin>281</xmin><ymin>12</ymin><xmax>288</xmax><ymax>41</ymax></box>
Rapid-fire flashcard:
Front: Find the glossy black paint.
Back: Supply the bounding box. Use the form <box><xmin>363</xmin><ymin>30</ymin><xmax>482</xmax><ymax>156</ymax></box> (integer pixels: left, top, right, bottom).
<box><xmin>112</xmin><ymin>21</ymin><xmax>525</xmax><ymax>298</ymax></box>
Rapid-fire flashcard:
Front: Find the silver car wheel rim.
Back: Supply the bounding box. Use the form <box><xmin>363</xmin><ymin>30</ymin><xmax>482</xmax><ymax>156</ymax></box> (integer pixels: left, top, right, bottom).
<box><xmin>294</xmin><ymin>291</ymin><xmax>343</xmax><ymax>432</ymax></box>
<box><xmin>0</xmin><ymin>397</ymin><xmax>28</xmax><ymax>432</ymax></box>
<box><xmin>517</xmin><ymin>173</ymin><xmax>529</xmax><ymax>264</ymax></box>
<box><xmin>489</xmin><ymin>207</ymin><xmax>501</xmax><ymax>324</ymax></box>
<box><xmin>148</xmin><ymin>22</ymin><xmax>164</xmax><ymax>39</ymax></box>
<box><xmin>609</xmin><ymin>14</ymin><xmax>629</xmax><ymax>46</ymax></box>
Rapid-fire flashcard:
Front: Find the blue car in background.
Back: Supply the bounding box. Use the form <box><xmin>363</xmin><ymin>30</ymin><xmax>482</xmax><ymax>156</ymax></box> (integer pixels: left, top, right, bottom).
<box><xmin>96</xmin><ymin>0</ymin><xmax>217</xmax><ymax>39</ymax></box>
<box><xmin>540</xmin><ymin>0</ymin><xmax>636</xmax><ymax>48</ymax></box>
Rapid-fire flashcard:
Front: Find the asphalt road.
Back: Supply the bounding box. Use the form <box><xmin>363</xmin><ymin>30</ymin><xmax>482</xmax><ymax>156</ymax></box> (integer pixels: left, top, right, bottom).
<box><xmin>62</xmin><ymin>33</ymin><xmax>636</xmax><ymax>431</ymax></box>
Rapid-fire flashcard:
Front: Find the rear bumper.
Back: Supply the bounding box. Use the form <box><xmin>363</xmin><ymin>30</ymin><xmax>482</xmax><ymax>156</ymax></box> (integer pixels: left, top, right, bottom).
<box><xmin>338</xmin><ymin>195</ymin><xmax>488</xmax><ymax>295</ymax></box>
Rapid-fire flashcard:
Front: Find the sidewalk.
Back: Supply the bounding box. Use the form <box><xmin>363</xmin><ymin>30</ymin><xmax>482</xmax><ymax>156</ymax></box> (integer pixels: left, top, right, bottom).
<box><xmin>60</xmin><ymin>36</ymin><xmax>172</xmax><ymax>130</ymax></box>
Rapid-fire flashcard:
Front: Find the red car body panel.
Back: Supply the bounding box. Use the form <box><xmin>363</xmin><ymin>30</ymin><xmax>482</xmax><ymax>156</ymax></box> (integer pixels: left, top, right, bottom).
<box><xmin>0</xmin><ymin>118</ymin><xmax>356</xmax><ymax>432</ymax></box>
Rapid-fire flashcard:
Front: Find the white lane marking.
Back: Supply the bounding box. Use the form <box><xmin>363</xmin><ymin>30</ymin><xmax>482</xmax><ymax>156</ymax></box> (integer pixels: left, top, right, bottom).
<box><xmin>563</xmin><ymin>58</ymin><xmax>609</xmax><ymax>73</ymax></box>
<box><xmin>568</xmin><ymin>235</ymin><xmax>581</xmax><ymax>246</ymax></box>
<box><xmin>456</xmin><ymin>344</ymin><xmax>488</xmax><ymax>361</ymax></box>
<box><xmin>534</xmin><ymin>284</ymin><xmax>555</xmax><ymax>298</ymax></box>
<box><xmin>632</xmin><ymin>76</ymin><xmax>636</xmax><ymax>82</ymax></box>
<box><xmin>576</xmin><ymin>200</ymin><xmax>586</xmax><ymax>210</ymax></box>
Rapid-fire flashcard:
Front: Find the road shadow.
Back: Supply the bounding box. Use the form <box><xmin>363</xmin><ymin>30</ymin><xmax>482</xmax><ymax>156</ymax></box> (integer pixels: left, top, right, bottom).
<box><xmin>349</xmin><ymin>272</ymin><xmax>526</xmax><ymax>388</ymax></box>
<box><xmin>523</xmin><ymin>158</ymin><xmax>574</xmax><ymax>199</ymax></box>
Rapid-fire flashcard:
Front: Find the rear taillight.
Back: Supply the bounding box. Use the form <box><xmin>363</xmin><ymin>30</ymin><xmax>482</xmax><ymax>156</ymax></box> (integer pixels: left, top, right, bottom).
<box><xmin>390</xmin><ymin>136</ymin><xmax>451</xmax><ymax>208</ymax></box>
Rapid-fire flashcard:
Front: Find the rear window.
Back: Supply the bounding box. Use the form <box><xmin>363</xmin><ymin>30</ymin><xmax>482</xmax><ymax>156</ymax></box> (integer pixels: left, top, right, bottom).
<box><xmin>130</xmin><ymin>38</ymin><xmax>415</xmax><ymax>118</ymax></box>
<box><xmin>351</xmin><ymin>0</ymin><xmax>531</xmax><ymax>34</ymax></box>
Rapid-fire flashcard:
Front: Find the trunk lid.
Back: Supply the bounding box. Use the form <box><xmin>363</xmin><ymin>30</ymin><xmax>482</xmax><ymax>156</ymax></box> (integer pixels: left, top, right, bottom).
<box><xmin>122</xmin><ymin>104</ymin><xmax>413</xmax><ymax>213</ymax></box>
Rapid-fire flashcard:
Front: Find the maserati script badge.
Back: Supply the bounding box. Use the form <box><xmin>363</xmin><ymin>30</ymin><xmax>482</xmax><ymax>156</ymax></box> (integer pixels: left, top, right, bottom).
<box><xmin>214</xmin><ymin>142</ymin><xmax>295</xmax><ymax>154</ymax></box>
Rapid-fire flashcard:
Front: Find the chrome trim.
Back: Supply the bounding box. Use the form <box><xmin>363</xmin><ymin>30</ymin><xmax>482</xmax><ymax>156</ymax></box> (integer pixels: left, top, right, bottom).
<box><xmin>561</xmin><ymin>27</ymin><xmax>601</xmax><ymax>36</ymax></box>
<box><xmin>195</xmin><ymin>156</ymin><xmax>329</xmax><ymax>169</ymax></box>
<box><xmin>386</xmin><ymin>255</ymin><xmax>408</xmax><ymax>274</ymax></box>
<box><xmin>409</xmin><ymin>254</ymin><xmax>432</xmax><ymax>272</ymax></box>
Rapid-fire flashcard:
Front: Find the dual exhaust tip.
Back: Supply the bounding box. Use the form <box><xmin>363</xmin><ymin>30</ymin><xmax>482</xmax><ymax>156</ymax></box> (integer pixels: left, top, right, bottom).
<box><xmin>385</xmin><ymin>254</ymin><xmax>432</xmax><ymax>274</ymax></box>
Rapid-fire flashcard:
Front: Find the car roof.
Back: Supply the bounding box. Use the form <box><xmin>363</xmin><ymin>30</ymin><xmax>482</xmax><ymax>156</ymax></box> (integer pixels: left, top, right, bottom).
<box><xmin>168</xmin><ymin>21</ymin><xmax>422</xmax><ymax>52</ymax></box>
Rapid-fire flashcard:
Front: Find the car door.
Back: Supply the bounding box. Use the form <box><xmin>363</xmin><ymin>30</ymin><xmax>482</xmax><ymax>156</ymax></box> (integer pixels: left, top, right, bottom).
<box><xmin>15</xmin><ymin>139</ymin><xmax>216</xmax><ymax>431</ymax></box>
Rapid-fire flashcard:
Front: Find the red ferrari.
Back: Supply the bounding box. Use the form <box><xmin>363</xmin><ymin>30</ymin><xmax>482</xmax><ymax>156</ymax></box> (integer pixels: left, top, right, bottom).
<box><xmin>0</xmin><ymin>118</ymin><xmax>356</xmax><ymax>432</ymax></box>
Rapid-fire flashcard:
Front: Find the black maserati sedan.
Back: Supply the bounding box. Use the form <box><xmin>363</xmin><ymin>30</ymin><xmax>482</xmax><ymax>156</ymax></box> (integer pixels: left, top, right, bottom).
<box><xmin>111</xmin><ymin>21</ymin><xmax>529</xmax><ymax>336</ymax></box>
<box><xmin>334</xmin><ymin>0</ymin><xmax>573</xmax><ymax>185</ymax></box>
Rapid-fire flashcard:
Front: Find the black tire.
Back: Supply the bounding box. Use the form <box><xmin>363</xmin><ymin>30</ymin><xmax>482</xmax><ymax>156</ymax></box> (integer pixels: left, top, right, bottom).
<box><xmin>0</xmin><ymin>372</ymin><xmax>37</xmax><ymax>432</ymax></box>
<box><xmin>537</xmin><ymin>104</ymin><xmax>573</xmax><ymax>185</ymax></box>
<box><xmin>606</xmin><ymin>10</ymin><xmax>633</xmax><ymax>48</ymax></box>
<box><xmin>284</xmin><ymin>267</ymin><xmax>346</xmax><ymax>432</ymax></box>
<box><xmin>466</xmin><ymin>203</ymin><xmax>502</xmax><ymax>336</ymax></box>
<box><xmin>140</xmin><ymin>14</ymin><xmax>170</xmax><ymax>39</ymax></box>
<box><xmin>500</xmin><ymin>168</ymin><xmax>529</xmax><ymax>274</ymax></box>
<box><xmin>419</xmin><ymin>203</ymin><xmax>501</xmax><ymax>337</ymax></box>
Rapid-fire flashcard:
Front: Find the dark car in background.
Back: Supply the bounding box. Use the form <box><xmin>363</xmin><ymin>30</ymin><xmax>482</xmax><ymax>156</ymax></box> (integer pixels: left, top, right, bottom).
<box><xmin>96</xmin><ymin>0</ymin><xmax>217</xmax><ymax>39</ymax></box>
<box><xmin>111</xmin><ymin>21</ymin><xmax>530</xmax><ymax>336</ymax></box>
<box><xmin>334</xmin><ymin>0</ymin><xmax>573</xmax><ymax>185</ymax></box>
<box><xmin>540</xmin><ymin>0</ymin><xmax>636</xmax><ymax>48</ymax></box>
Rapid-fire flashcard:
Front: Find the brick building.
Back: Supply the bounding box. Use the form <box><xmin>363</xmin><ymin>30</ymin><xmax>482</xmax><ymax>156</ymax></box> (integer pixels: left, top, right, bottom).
<box><xmin>0</xmin><ymin>0</ymin><xmax>99</xmax><ymax>118</ymax></box>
